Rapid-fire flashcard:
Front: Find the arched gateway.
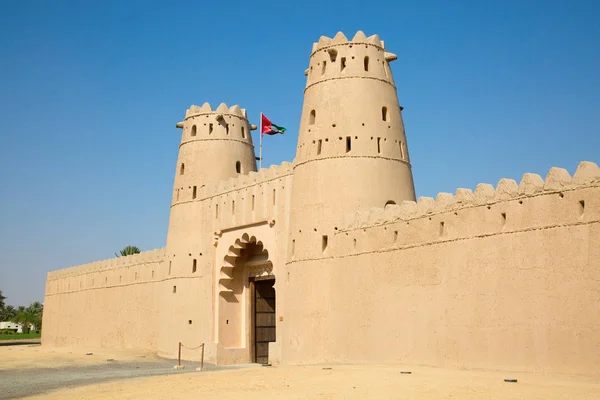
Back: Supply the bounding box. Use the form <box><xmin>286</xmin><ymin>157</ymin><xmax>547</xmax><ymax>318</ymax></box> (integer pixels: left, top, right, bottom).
<box><xmin>216</xmin><ymin>233</ymin><xmax>276</xmax><ymax>364</ymax></box>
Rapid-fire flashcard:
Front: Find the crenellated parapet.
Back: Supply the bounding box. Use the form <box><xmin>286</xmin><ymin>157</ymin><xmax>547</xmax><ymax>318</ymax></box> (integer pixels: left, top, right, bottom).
<box><xmin>305</xmin><ymin>31</ymin><xmax>397</xmax><ymax>89</ymax></box>
<box><xmin>46</xmin><ymin>248</ymin><xmax>165</xmax><ymax>281</ymax></box>
<box><xmin>340</xmin><ymin>161</ymin><xmax>600</xmax><ymax>231</ymax></box>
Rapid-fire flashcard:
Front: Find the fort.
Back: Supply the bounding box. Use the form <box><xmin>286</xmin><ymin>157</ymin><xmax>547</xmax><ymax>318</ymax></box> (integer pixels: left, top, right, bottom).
<box><xmin>42</xmin><ymin>31</ymin><xmax>600</xmax><ymax>375</ymax></box>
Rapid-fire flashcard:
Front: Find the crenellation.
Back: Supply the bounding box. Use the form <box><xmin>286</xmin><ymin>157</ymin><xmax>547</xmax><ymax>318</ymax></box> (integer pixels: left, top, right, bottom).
<box><xmin>417</xmin><ymin>196</ymin><xmax>435</xmax><ymax>214</ymax></box>
<box><xmin>544</xmin><ymin>167</ymin><xmax>573</xmax><ymax>190</ymax></box>
<box><xmin>454</xmin><ymin>188</ymin><xmax>475</xmax><ymax>205</ymax></box>
<box><xmin>494</xmin><ymin>178</ymin><xmax>519</xmax><ymax>200</ymax></box>
<box><xmin>518</xmin><ymin>173</ymin><xmax>545</xmax><ymax>195</ymax></box>
<box><xmin>573</xmin><ymin>161</ymin><xmax>600</xmax><ymax>184</ymax></box>
<box><xmin>434</xmin><ymin>192</ymin><xmax>454</xmax><ymax>212</ymax></box>
<box><xmin>474</xmin><ymin>183</ymin><xmax>496</xmax><ymax>204</ymax></box>
<box><xmin>399</xmin><ymin>200</ymin><xmax>419</xmax><ymax>219</ymax></box>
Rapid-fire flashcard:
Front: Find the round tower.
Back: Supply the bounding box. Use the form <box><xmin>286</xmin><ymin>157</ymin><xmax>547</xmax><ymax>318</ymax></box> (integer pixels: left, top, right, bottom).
<box><xmin>288</xmin><ymin>31</ymin><xmax>416</xmax><ymax>255</ymax></box>
<box><xmin>157</xmin><ymin>103</ymin><xmax>257</xmax><ymax>361</ymax></box>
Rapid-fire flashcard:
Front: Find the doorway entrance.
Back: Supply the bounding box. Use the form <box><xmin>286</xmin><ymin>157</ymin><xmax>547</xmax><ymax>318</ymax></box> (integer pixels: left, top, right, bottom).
<box><xmin>253</xmin><ymin>278</ymin><xmax>275</xmax><ymax>364</ymax></box>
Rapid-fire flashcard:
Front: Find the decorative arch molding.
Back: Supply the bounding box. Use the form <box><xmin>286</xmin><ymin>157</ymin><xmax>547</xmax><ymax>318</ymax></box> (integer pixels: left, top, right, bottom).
<box><xmin>219</xmin><ymin>232</ymin><xmax>271</xmax><ymax>296</ymax></box>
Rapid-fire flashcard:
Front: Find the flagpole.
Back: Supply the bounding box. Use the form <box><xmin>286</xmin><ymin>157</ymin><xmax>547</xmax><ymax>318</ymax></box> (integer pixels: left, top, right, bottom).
<box><xmin>259</xmin><ymin>112</ymin><xmax>263</xmax><ymax>170</ymax></box>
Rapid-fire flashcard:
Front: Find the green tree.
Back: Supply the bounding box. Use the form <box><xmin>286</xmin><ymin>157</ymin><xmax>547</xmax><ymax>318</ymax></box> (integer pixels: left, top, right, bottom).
<box><xmin>0</xmin><ymin>305</ymin><xmax>17</xmax><ymax>321</ymax></box>
<box><xmin>0</xmin><ymin>289</ymin><xmax>5</xmax><ymax>310</ymax></box>
<box><xmin>11</xmin><ymin>302</ymin><xmax>43</xmax><ymax>334</ymax></box>
<box><xmin>115</xmin><ymin>245</ymin><xmax>141</xmax><ymax>257</ymax></box>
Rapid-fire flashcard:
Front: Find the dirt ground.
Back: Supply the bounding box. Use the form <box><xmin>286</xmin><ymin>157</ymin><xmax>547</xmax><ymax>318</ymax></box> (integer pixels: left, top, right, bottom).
<box><xmin>2</xmin><ymin>345</ymin><xmax>599</xmax><ymax>400</ymax></box>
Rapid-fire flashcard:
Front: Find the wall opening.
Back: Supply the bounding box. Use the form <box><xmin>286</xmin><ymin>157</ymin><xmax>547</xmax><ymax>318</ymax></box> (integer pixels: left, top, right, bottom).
<box><xmin>382</xmin><ymin>106</ymin><xmax>388</xmax><ymax>121</ymax></box>
<box><xmin>191</xmin><ymin>125</ymin><xmax>197</xmax><ymax>136</ymax></box>
<box><xmin>364</xmin><ymin>56</ymin><xmax>369</xmax><ymax>71</ymax></box>
<box><xmin>173</xmin><ymin>286</ymin><xmax>177</xmax><ymax>294</ymax></box>
<box><xmin>341</xmin><ymin>57</ymin><xmax>346</xmax><ymax>71</ymax></box>
<box><xmin>236</xmin><ymin>161</ymin><xmax>241</xmax><ymax>173</ymax></box>
<box><xmin>399</xmin><ymin>141</ymin><xmax>404</xmax><ymax>158</ymax></box>
<box><xmin>192</xmin><ymin>259</ymin><xmax>197</xmax><ymax>273</ymax></box>
<box><xmin>579</xmin><ymin>200</ymin><xmax>585</xmax><ymax>217</ymax></box>
<box><xmin>252</xmin><ymin>195</ymin><xmax>255</xmax><ymax>211</ymax></box>
<box><xmin>353</xmin><ymin>238</ymin><xmax>357</xmax><ymax>249</ymax></box>
<box><xmin>309</xmin><ymin>110</ymin><xmax>316</xmax><ymax>125</ymax></box>
<box><xmin>242</xmin><ymin>126</ymin><xmax>246</xmax><ymax>138</ymax></box>
<box><xmin>152</xmin><ymin>270</ymin><xmax>154</xmax><ymax>278</ymax></box>
<box><xmin>317</xmin><ymin>139</ymin><xmax>322</xmax><ymax>155</ymax></box>
<box><xmin>232</xmin><ymin>200</ymin><xmax>235</xmax><ymax>214</ymax></box>
<box><xmin>180</xmin><ymin>163</ymin><xmax>185</xmax><ymax>175</ymax></box>
<box><xmin>385</xmin><ymin>200</ymin><xmax>396</xmax><ymax>208</ymax></box>
<box><xmin>346</xmin><ymin>136</ymin><xmax>351</xmax><ymax>153</ymax></box>
<box><xmin>394</xmin><ymin>230</ymin><xmax>398</xmax><ymax>243</ymax></box>
<box><xmin>377</xmin><ymin>137</ymin><xmax>381</xmax><ymax>154</ymax></box>
<box><xmin>291</xmin><ymin>239</ymin><xmax>295</xmax><ymax>258</ymax></box>
<box><xmin>216</xmin><ymin>204</ymin><xmax>219</xmax><ymax>219</ymax></box>
<box><xmin>192</xmin><ymin>186</ymin><xmax>197</xmax><ymax>199</ymax></box>
<box><xmin>188</xmin><ymin>320</ymin><xmax>192</xmax><ymax>325</ymax></box>
<box><xmin>501</xmin><ymin>212</ymin><xmax>507</xmax><ymax>227</ymax></box>
<box><xmin>272</xmin><ymin>189</ymin><xmax>276</xmax><ymax>206</ymax></box>
<box><xmin>322</xmin><ymin>235</ymin><xmax>328</xmax><ymax>252</ymax></box>
<box><xmin>168</xmin><ymin>261</ymin><xmax>172</xmax><ymax>275</ymax></box>
<box><xmin>119</xmin><ymin>275</ymin><xmax>122</xmax><ymax>283</ymax></box>
<box><xmin>328</xmin><ymin>48</ymin><xmax>337</xmax><ymax>62</ymax></box>
<box><xmin>225</xmin><ymin>123</ymin><xmax>229</xmax><ymax>135</ymax></box>
<box><xmin>209</xmin><ymin>123</ymin><xmax>213</xmax><ymax>134</ymax></box>
<box><xmin>383</xmin><ymin>61</ymin><xmax>388</xmax><ymax>78</ymax></box>
<box><xmin>321</xmin><ymin>60</ymin><xmax>327</xmax><ymax>75</ymax></box>
<box><xmin>439</xmin><ymin>221</ymin><xmax>445</xmax><ymax>236</ymax></box>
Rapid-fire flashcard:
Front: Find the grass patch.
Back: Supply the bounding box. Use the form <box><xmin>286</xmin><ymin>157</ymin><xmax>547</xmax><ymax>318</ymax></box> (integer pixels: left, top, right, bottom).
<box><xmin>0</xmin><ymin>333</ymin><xmax>41</xmax><ymax>340</ymax></box>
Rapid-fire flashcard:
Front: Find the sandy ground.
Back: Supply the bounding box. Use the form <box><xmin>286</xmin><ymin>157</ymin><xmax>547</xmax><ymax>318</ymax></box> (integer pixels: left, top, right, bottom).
<box><xmin>2</xmin><ymin>345</ymin><xmax>599</xmax><ymax>399</ymax></box>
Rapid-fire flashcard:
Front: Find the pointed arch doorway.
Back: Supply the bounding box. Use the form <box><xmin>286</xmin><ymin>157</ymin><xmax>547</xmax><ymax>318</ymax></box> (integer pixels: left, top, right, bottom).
<box><xmin>217</xmin><ymin>233</ymin><xmax>276</xmax><ymax>364</ymax></box>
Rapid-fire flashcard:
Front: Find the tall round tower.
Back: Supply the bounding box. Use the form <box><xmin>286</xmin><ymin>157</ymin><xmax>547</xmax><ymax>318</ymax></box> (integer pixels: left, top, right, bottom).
<box><xmin>288</xmin><ymin>31</ymin><xmax>416</xmax><ymax>256</ymax></box>
<box><xmin>157</xmin><ymin>103</ymin><xmax>257</xmax><ymax>360</ymax></box>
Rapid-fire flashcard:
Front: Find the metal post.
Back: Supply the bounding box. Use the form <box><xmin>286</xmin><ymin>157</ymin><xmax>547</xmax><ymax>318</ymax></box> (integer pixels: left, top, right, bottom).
<box><xmin>259</xmin><ymin>112</ymin><xmax>263</xmax><ymax>170</ymax></box>
<box><xmin>201</xmin><ymin>343</ymin><xmax>205</xmax><ymax>371</ymax></box>
<box><xmin>178</xmin><ymin>342</ymin><xmax>181</xmax><ymax>367</ymax></box>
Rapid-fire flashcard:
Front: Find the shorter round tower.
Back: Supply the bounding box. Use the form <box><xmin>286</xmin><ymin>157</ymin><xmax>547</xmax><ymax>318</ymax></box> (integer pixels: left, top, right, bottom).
<box><xmin>157</xmin><ymin>103</ymin><xmax>257</xmax><ymax>360</ymax></box>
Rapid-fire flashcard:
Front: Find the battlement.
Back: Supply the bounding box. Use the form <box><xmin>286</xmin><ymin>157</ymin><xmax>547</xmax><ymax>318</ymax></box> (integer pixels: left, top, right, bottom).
<box><xmin>47</xmin><ymin>248</ymin><xmax>165</xmax><ymax>281</ymax></box>
<box><xmin>184</xmin><ymin>102</ymin><xmax>249</xmax><ymax>120</ymax></box>
<box><xmin>340</xmin><ymin>161</ymin><xmax>600</xmax><ymax>231</ymax></box>
<box><xmin>200</xmin><ymin>161</ymin><xmax>293</xmax><ymax>200</ymax></box>
<box><xmin>304</xmin><ymin>31</ymin><xmax>398</xmax><ymax>89</ymax></box>
<box><xmin>311</xmin><ymin>31</ymin><xmax>389</xmax><ymax>53</ymax></box>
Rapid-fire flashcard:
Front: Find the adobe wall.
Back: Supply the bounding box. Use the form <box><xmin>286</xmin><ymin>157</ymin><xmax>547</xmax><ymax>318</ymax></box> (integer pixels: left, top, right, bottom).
<box><xmin>281</xmin><ymin>162</ymin><xmax>600</xmax><ymax>375</ymax></box>
<box><xmin>41</xmin><ymin>249</ymin><xmax>165</xmax><ymax>350</ymax></box>
<box><xmin>155</xmin><ymin>161</ymin><xmax>294</xmax><ymax>362</ymax></box>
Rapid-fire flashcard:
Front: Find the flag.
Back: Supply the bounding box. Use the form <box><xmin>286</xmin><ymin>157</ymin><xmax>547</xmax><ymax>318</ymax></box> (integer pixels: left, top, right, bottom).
<box><xmin>261</xmin><ymin>114</ymin><xmax>286</xmax><ymax>135</ymax></box>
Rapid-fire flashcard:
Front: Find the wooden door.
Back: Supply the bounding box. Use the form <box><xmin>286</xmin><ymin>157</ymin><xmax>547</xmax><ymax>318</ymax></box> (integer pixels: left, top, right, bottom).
<box><xmin>254</xmin><ymin>279</ymin><xmax>275</xmax><ymax>364</ymax></box>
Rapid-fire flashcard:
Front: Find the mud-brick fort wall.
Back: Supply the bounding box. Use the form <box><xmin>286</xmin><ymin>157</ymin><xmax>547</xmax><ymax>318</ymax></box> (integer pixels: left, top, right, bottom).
<box><xmin>282</xmin><ymin>162</ymin><xmax>600</xmax><ymax>375</ymax></box>
<box><xmin>41</xmin><ymin>249</ymin><xmax>165</xmax><ymax>349</ymax></box>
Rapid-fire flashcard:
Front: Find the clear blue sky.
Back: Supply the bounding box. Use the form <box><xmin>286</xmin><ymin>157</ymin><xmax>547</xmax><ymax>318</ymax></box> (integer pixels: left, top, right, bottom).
<box><xmin>1</xmin><ymin>0</ymin><xmax>598</xmax><ymax>307</ymax></box>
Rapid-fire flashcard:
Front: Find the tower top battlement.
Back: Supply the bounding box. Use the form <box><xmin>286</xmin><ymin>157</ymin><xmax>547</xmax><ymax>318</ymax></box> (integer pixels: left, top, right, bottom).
<box><xmin>310</xmin><ymin>31</ymin><xmax>397</xmax><ymax>61</ymax></box>
<box><xmin>184</xmin><ymin>102</ymin><xmax>249</xmax><ymax>120</ymax></box>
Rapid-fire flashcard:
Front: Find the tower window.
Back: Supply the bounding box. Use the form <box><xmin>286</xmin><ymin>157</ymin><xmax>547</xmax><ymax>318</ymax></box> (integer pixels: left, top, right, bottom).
<box><xmin>364</xmin><ymin>56</ymin><xmax>369</xmax><ymax>71</ymax></box>
<box><xmin>317</xmin><ymin>139</ymin><xmax>322</xmax><ymax>155</ymax></box>
<box><xmin>241</xmin><ymin>126</ymin><xmax>246</xmax><ymax>138</ymax></box>
<box><xmin>309</xmin><ymin>110</ymin><xmax>316</xmax><ymax>125</ymax></box>
<box><xmin>340</xmin><ymin>57</ymin><xmax>346</xmax><ymax>71</ymax></box>
<box><xmin>399</xmin><ymin>141</ymin><xmax>404</xmax><ymax>158</ymax></box>
<box><xmin>191</xmin><ymin>125</ymin><xmax>197</xmax><ymax>136</ymax></box>
<box><xmin>225</xmin><ymin>123</ymin><xmax>229</xmax><ymax>135</ymax></box>
<box><xmin>192</xmin><ymin>186</ymin><xmax>197</xmax><ymax>199</ymax></box>
<box><xmin>328</xmin><ymin>48</ymin><xmax>337</xmax><ymax>62</ymax></box>
<box><xmin>209</xmin><ymin>123</ymin><xmax>213</xmax><ymax>134</ymax></box>
<box><xmin>180</xmin><ymin>163</ymin><xmax>185</xmax><ymax>175</ymax></box>
<box><xmin>232</xmin><ymin>200</ymin><xmax>235</xmax><ymax>214</ymax></box>
<box><xmin>236</xmin><ymin>161</ymin><xmax>241</xmax><ymax>173</ymax></box>
<box><xmin>168</xmin><ymin>261</ymin><xmax>172</xmax><ymax>275</ymax></box>
<box><xmin>321</xmin><ymin>60</ymin><xmax>327</xmax><ymax>75</ymax></box>
<box><xmin>273</xmin><ymin>189</ymin><xmax>276</xmax><ymax>206</ymax></box>
<box><xmin>377</xmin><ymin>137</ymin><xmax>381</xmax><ymax>154</ymax></box>
<box><xmin>192</xmin><ymin>259</ymin><xmax>197</xmax><ymax>273</ymax></box>
<box><xmin>322</xmin><ymin>235</ymin><xmax>328</xmax><ymax>252</ymax></box>
<box><xmin>252</xmin><ymin>195</ymin><xmax>255</xmax><ymax>211</ymax></box>
<box><xmin>173</xmin><ymin>286</ymin><xmax>177</xmax><ymax>294</ymax></box>
<box><xmin>346</xmin><ymin>136</ymin><xmax>351</xmax><ymax>153</ymax></box>
<box><xmin>215</xmin><ymin>204</ymin><xmax>219</xmax><ymax>219</ymax></box>
<box><xmin>382</xmin><ymin>107</ymin><xmax>388</xmax><ymax>121</ymax></box>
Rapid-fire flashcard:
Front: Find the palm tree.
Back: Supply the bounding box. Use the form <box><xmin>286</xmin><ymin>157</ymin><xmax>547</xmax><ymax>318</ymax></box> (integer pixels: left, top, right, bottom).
<box><xmin>0</xmin><ymin>289</ymin><xmax>5</xmax><ymax>310</ymax></box>
<box><xmin>11</xmin><ymin>302</ymin><xmax>43</xmax><ymax>334</ymax></box>
<box><xmin>115</xmin><ymin>245</ymin><xmax>141</xmax><ymax>257</ymax></box>
<box><xmin>0</xmin><ymin>305</ymin><xmax>16</xmax><ymax>321</ymax></box>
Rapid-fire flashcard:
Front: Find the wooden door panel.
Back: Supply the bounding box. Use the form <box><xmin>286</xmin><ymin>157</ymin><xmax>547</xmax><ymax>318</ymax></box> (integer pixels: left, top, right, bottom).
<box><xmin>254</xmin><ymin>279</ymin><xmax>276</xmax><ymax>364</ymax></box>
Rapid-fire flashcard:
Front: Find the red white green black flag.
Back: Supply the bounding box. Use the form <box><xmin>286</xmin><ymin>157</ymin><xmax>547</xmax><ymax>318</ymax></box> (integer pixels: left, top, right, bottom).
<box><xmin>261</xmin><ymin>114</ymin><xmax>286</xmax><ymax>135</ymax></box>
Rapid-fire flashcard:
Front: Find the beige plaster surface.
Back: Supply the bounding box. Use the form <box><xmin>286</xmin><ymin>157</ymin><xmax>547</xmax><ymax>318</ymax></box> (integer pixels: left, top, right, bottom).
<box><xmin>17</xmin><ymin>363</ymin><xmax>600</xmax><ymax>399</ymax></box>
